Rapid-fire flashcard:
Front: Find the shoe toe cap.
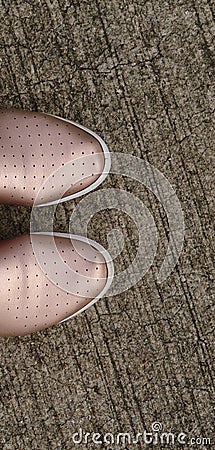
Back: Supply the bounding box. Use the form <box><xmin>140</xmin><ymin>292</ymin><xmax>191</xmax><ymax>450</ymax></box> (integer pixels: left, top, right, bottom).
<box><xmin>0</xmin><ymin>234</ymin><xmax>112</xmax><ymax>337</ymax></box>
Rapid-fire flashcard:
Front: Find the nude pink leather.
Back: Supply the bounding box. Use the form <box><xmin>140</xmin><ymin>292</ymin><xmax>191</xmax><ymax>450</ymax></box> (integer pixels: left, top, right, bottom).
<box><xmin>0</xmin><ymin>234</ymin><xmax>110</xmax><ymax>336</ymax></box>
<box><xmin>0</xmin><ymin>108</ymin><xmax>108</xmax><ymax>206</ymax></box>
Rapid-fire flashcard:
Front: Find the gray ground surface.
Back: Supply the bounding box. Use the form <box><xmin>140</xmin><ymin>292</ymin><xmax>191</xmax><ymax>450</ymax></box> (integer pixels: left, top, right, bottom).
<box><xmin>0</xmin><ymin>0</ymin><xmax>214</xmax><ymax>449</ymax></box>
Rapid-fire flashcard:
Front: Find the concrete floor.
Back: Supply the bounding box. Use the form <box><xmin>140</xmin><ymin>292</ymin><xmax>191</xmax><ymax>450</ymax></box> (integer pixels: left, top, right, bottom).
<box><xmin>0</xmin><ymin>0</ymin><xmax>214</xmax><ymax>449</ymax></box>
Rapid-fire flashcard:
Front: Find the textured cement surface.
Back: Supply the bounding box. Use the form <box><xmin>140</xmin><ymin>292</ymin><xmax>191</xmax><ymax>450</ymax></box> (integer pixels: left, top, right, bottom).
<box><xmin>0</xmin><ymin>0</ymin><xmax>214</xmax><ymax>449</ymax></box>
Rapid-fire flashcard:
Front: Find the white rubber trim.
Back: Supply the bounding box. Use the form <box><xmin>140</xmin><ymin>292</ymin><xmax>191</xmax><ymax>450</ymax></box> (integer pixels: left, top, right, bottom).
<box><xmin>31</xmin><ymin>232</ymin><xmax>114</xmax><ymax>323</ymax></box>
<box><xmin>36</xmin><ymin>114</ymin><xmax>111</xmax><ymax>207</ymax></box>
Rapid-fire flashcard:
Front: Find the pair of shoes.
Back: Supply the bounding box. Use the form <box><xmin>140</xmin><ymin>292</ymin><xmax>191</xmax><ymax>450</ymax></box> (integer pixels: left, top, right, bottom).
<box><xmin>0</xmin><ymin>109</ymin><xmax>114</xmax><ymax>337</ymax></box>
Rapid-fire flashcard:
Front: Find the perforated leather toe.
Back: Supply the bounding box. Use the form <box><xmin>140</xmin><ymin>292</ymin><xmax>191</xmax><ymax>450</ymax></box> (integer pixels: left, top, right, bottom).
<box><xmin>0</xmin><ymin>234</ymin><xmax>111</xmax><ymax>336</ymax></box>
<box><xmin>0</xmin><ymin>109</ymin><xmax>109</xmax><ymax>205</ymax></box>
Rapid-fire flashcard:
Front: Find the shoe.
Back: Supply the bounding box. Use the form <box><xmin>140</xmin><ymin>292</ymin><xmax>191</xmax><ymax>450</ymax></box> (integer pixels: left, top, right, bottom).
<box><xmin>0</xmin><ymin>232</ymin><xmax>114</xmax><ymax>336</ymax></box>
<box><xmin>0</xmin><ymin>108</ymin><xmax>111</xmax><ymax>206</ymax></box>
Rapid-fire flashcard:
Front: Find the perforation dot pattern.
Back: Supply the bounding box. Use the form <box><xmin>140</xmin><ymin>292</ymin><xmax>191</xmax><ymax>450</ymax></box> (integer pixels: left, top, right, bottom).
<box><xmin>0</xmin><ymin>234</ymin><xmax>108</xmax><ymax>337</ymax></box>
<box><xmin>0</xmin><ymin>109</ymin><xmax>105</xmax><ymax>205</ymax></box>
